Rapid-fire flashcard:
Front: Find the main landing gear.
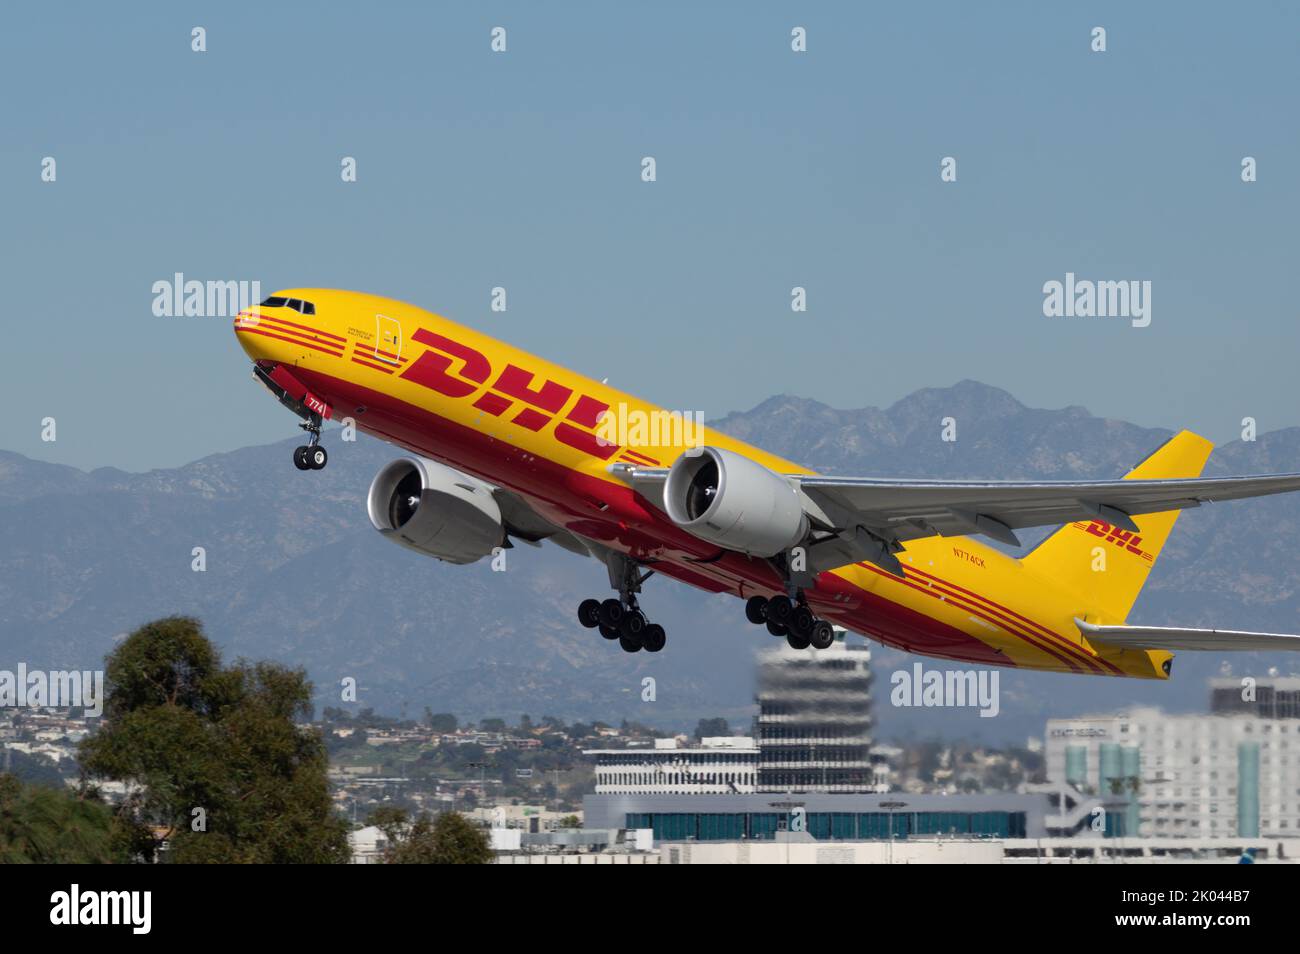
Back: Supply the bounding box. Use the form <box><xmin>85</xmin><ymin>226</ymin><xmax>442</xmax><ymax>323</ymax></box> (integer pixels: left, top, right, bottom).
<box><xmin>576</xmin><ymin>554</ymin><xmax>666</xmax><ymax>654</ymax></box>
<box><xmin>292</xmin><ymin>414</ymin><xmax>328</xmax><ymax>471</ymax></box>
<box><xmin>745</xmin><ymin>593</ymin><xmax>835</xmax><ymax>651</ymax></box>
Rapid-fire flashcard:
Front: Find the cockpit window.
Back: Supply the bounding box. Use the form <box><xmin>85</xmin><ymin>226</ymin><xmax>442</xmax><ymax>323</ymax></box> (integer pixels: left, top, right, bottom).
<box><xmin>259</xmin><ymin>295</ymin><xmax>315</xmax><ymax>314</ymax></box>
<box><xmin>278</xmin><ymin>298</ymin><xmax>317</xmax><ymax>315</ymax></box>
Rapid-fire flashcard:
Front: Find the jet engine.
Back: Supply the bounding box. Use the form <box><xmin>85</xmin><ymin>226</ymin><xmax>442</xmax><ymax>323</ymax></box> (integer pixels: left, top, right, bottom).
<box><xmin>366</xmin><ymin>457</ymin><xmax>505</xmax><ymax>564</ymax></box>
<box><xmin>663</xmin><ymin>446</ymin><xmax>808</xmax><ymax>557</ymax></box>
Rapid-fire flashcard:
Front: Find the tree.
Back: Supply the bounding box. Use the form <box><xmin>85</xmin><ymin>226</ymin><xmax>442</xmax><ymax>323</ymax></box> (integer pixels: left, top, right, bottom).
<box><xmin>2</xmin><ymin>749</ymin><xmax>65</xmax><ymax>789</ymax></box>
<box><xmin>366</xmin><ymin>805</ymin><xmax>411</xmax><ymax>845</ymax></box>
<box><xmin>0</xmin><ymin>774</ymin><xmax>127</xmax><ymax>863</ymax></box>
<box><xmin>78</xmin><ymin>616</ymin><xmax>350</xmax><ymax>863</ymax></box>
<box><xmin>384</xmin><ymin>811</ymin><xmax>493</xmax><ymax>864</ymax></box>
<box><xmin>694</xmin><ymin>717</ymin><xmax>730</xmax><ymax>740</ymax></box>
<box><xmin>426</xmin><ymin>712</ymin><xmax>458</xmax><ymax>733</ymax></box>
<box><xmin>479</xmin><ymin>718</ymin><xmax>506</xmax><ymax>733</ymax></box>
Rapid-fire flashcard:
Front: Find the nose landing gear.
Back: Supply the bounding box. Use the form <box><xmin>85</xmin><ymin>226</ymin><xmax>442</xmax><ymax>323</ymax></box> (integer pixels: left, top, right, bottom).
<box><xmin>292</xmin><ymin>415</ymin><xmax>328</xmax><ymax>471</ymax></box>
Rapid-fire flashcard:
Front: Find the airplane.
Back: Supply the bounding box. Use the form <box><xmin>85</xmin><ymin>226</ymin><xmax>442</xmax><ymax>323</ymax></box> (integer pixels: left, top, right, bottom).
<box><xmin>233</xmin><ymin>289</ymin><xmax>1300</xmax><ymax>678</ymax></box>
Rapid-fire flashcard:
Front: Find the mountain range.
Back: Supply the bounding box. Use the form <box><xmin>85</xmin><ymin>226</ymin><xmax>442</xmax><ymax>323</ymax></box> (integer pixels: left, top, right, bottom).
<box><xmin>3</xmin><ymin>379</ymin><xmax>1299</xmax><ymax>744</ymax></box>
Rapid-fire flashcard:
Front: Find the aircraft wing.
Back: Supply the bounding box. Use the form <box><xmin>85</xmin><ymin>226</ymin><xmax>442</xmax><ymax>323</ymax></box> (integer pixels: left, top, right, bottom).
<box><xmin>1077</xmin><ymin>618</ymin><xmax>1300</xmax><ymax>652</ymax></box>
<box><xmin>796</xmin><ymin>472</ymin><xmax>1300</xmax><ymax>545</ymax></box>
<box><xmin>608</xmin><ymin>461</ymin><xmax>1300</xmax><ymax>575</ymax></box>
<box><xmin>609</xmin><ymin>463</ymin><xmax>1300</xmax><ymax>547</ymax></box>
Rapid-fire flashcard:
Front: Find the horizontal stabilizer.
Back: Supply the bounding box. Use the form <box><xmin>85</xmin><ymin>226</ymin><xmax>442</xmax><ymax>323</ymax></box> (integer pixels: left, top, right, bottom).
<box><xmin>1077</xmin><ymin>618</ymin><xmax>1300</xmax><ymax>652</ymax></box>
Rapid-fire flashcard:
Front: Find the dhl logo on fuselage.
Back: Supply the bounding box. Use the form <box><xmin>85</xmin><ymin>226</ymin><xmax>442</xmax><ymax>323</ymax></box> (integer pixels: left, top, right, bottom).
<box><xmin>1072</xmin><ymin>519</ymin><xmax>1155</xmax><ymax>564</ymax></box>
<box><xmin>398</xmin><ymin>327</ymin><xmax>621</xmax><ymax>461</ymax></box>
<box><xmin>237</xmin><ymin>305</ymin><xmax>649</xmax><ymax>465</ymax></box>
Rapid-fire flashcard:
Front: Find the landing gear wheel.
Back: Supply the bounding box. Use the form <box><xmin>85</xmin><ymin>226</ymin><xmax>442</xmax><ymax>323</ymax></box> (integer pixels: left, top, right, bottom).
<box><xmin>593</xmin><ymin>554</ymin><xmax>662</xmax><ymax>652</ymax></box>
<box><xmin>767</xmin><ymin>595</ymin><xmax>794</xmax><ymax>626</ymax></box>
<box><xmin>809</xmin><ymin>619</ymin><xmax>835</xmax><ymax>649</ymax></box>
<box><xmin>786</xmin><ymin>630</ymin><xmax>812</xmax><ymax>650</ymax></box>
<box><xmin>745</xmin><ymin>596</ymin><xmax>769</xmax><ymax>625</ymax></box>
<box><xmin>578</xmin><ymin>599</ymin><xmax>602</xmax><ymax>629</ymax></box>
<box><xmin>598</xmin><ymin>598</ymin><xmax>625</xmax><ymax>629</ymax></box>
<box><xmin>766</xmin><ymin>619</ymin><xmax>789</xmax><ymax>638</ymax></box>
<box><xmin>620</xmin><ymin>610</ymin><xmax>648</xmax><ymax>640</ymax></box>
<box><xmin>791</xmin><ymin>605</ymin><xmax>816</xmax><ymax>639</ymax></box>
<box><xmin>642</xmin><ymin>624</ymin><xmax>666</xmax><ymax>653</ymax></box>
<box><xmin>293</xmin><ymin>413</ymin><xmax>325</xmax><ymax>471</ymax></box>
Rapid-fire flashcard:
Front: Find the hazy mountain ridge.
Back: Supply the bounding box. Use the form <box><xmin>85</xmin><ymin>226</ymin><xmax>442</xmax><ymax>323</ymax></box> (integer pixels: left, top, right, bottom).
<box><xmin>3</xmin><ymin>380</ymin><xmax>1300</xmax><ymax>743</ymax></box>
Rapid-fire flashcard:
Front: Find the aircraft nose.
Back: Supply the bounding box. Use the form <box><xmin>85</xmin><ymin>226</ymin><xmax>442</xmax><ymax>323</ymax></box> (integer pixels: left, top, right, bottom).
<box><xmin>233</xmin><ymin>309</ymin><xmax>268</xmax><ymax>359</ymax></box>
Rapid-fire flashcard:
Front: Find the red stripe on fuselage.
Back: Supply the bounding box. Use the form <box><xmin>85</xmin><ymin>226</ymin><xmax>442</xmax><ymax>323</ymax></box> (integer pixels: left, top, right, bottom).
<box><xmin>350</xmin><ymin>356</ymin><xmax>396</xmax><ymax>374</ymax></box>
<box><xmin>903</xmin><ymin>565</ymin><xmax>1119</xmax><ymax>674</ymax></box>
<box><xmin>237</xmin><ymin>325</ymin><xmax>344</xmax><ymax>357</ymax></box>
<box><xmin>623</xmin><ymin>450</ymin><xmax>660</xmax><ymax>465</ymax></box>
<box><xmin>856</xmin><ymin>563</ymin><xmax>1089</xmax><ymax>673</ymax></box>
<box><xmin>239</xmin><ymin>311</ymin><xmax>347</xmax><ymax>343</ymax></box>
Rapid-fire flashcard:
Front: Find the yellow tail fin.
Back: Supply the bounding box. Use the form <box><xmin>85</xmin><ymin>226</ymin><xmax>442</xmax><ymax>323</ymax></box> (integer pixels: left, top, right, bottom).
<box><xmin>1020</xmin><ymin>430</ymin><xmax>1214</xmax><ymax>622</ymax></box>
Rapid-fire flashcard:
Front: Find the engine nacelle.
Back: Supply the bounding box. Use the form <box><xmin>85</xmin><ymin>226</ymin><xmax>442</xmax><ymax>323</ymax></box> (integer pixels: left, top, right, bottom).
<box><xmin>663</xmin><ymin>446</ymin><xmax>808</xmax><ymax>557</ymax></box>
<box><xmin>367</xmin><ymin>457</ymin><xmax>505</xmax><ymax>565</ymax></box>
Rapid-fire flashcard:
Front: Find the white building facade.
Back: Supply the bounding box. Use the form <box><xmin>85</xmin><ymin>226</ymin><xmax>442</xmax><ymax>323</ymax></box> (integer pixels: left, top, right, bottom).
<box><xmin>585</xmin><ymin>737</ymin><xmax>759</xmax><ymax>795</ymax></box>
<box><xmin>1045</xmin><ymin>690</ymin><xmax>1300</xmax><ymax>839</ymax></box>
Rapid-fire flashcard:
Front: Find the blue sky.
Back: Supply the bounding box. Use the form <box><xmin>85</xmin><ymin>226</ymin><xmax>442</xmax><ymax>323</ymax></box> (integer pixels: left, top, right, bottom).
<box><xmin>3</xmin><ymin>1</ymin><xmax>1298</xmax><ymax>471</ymax></box>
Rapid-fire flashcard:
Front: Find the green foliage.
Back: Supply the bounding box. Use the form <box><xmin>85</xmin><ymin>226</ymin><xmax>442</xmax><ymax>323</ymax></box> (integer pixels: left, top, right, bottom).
<box><xmin>384</xmin><ymin>810</ymin><xmax>493</xmax><ymax>865</ymax></box>
<box><xmin>79</xmin><ymin>615</ymin><xmax>349</xmax><ymax>863</ymax></box>
<box><xmin>426</xmin><ymin>712</ymin><xmax>458</xmax><ymax>733</ymax></box>
<box><xmin>0</xmin><ymin>774</ymin><xmax>128</xmax><ymax>863</ymax></box>
<box><xmin>2</xmin><ymin>749</ymin><xmax>67</xmax><ymax>788</ymax></box>
<box><xmin>366</xmin><ymin>805</ymin><xmax>409</xmax><ymax>845</ymax></box>
<box><xmin>98</xmin><ymin>615</ymin><xmax>222</xmax><ymax>718</ymax></box>
<box><xmin>693</xmin><ymin>717</ymin><xmax>730</xmax><ymax>740</ymax></box>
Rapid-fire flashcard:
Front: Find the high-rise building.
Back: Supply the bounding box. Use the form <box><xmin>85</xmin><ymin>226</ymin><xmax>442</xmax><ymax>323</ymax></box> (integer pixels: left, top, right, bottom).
<box><xmin>1211</xmin><ymin>676</ymin><xmax>1300</xmax><ymax>719</ymax></box>
<box><xmin>754</xmin><ymin>634</ymin><xmax>887</xmax><ymax>793</ymax></box>
<box><xmin>1045</xmin><ymin>678</ymin><xmax>1300</xmax><ymax>839</ymax></box>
